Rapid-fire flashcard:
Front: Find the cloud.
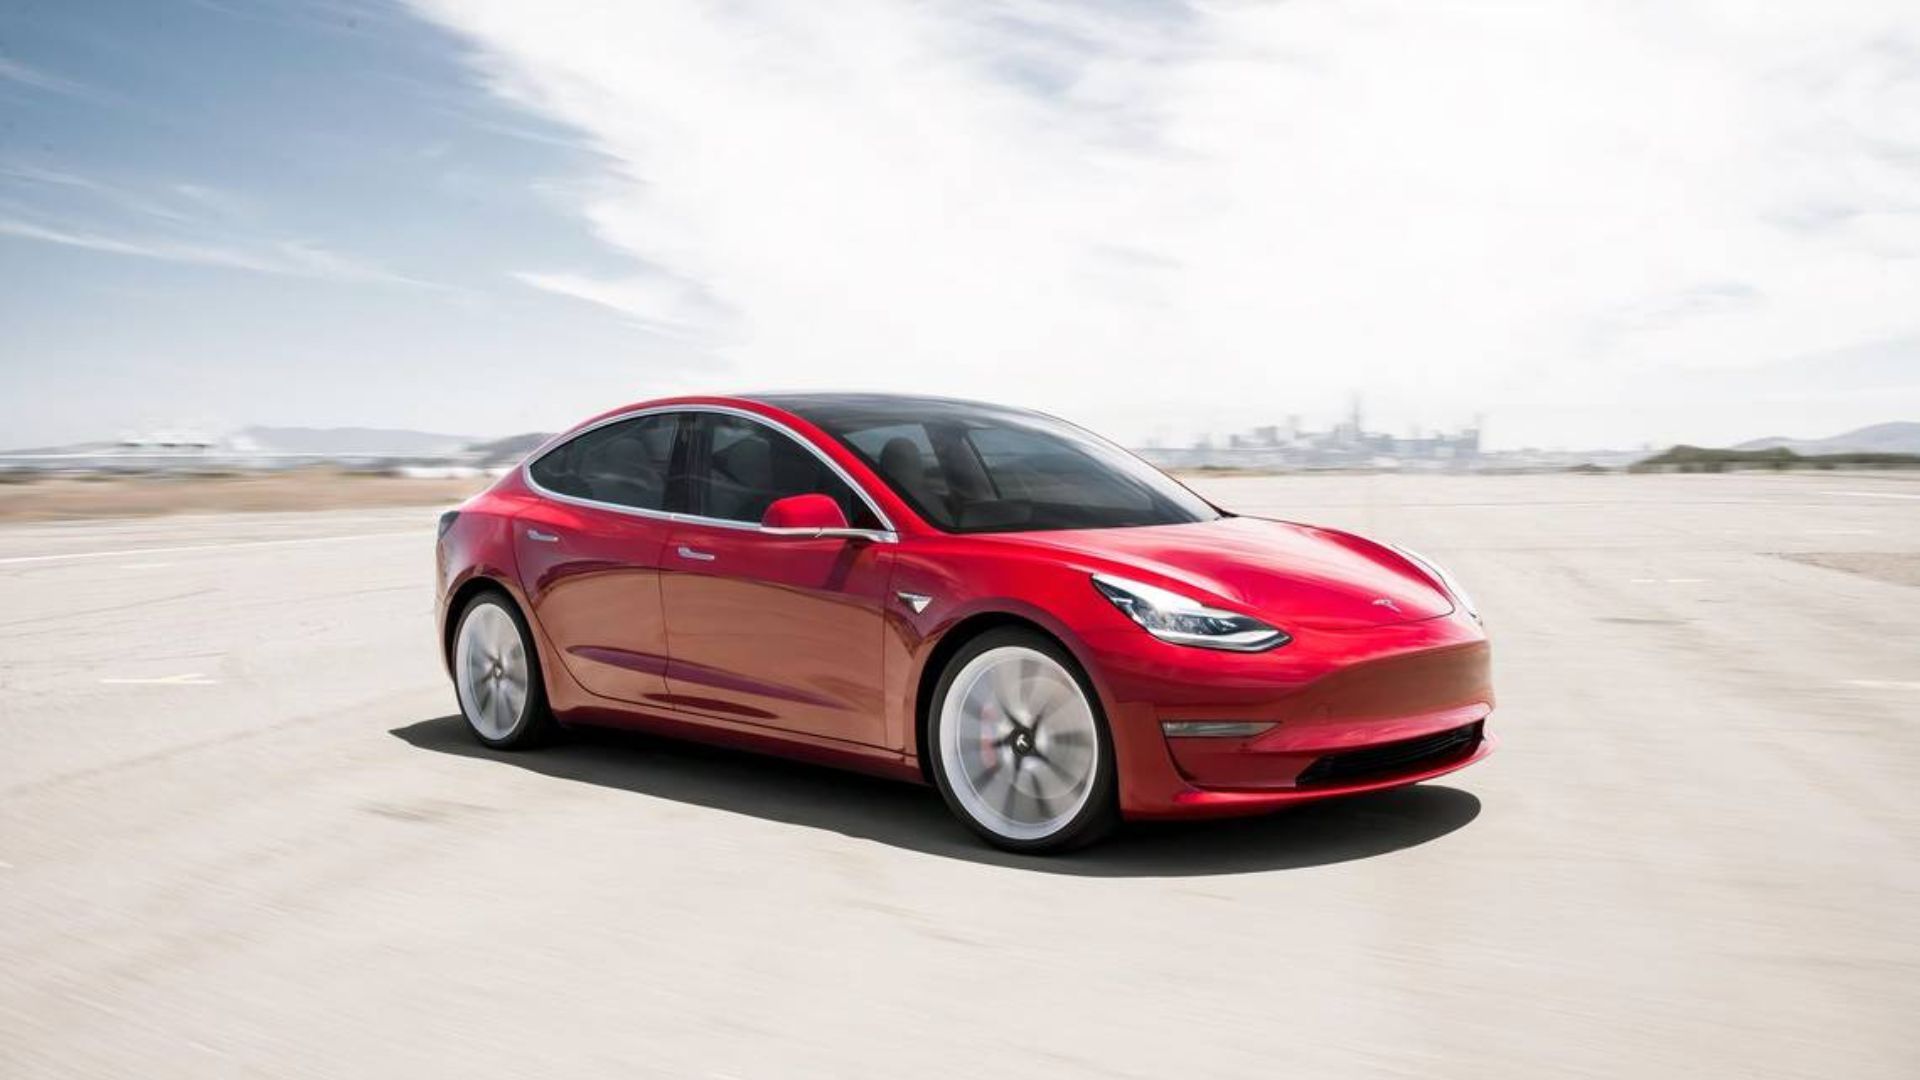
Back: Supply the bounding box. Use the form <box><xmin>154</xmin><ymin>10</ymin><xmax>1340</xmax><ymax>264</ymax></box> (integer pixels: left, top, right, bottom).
<box><xmin>0</xmin><ymin>57</ymin><xmax>106</xmax><ymax>102</ymax></box>
<box><xmin>2</xmin><ymin>158</ymin><xmax>433</xmax><ymax>285</ymax></box>
<box><xmin>1</xmin><ymin>162</ymin><xmax>196</xmax><ymax>223</ymax></box>
<box><xmin>0</xmin><ymin>217</ymin><xmax>429</xmax><ymax>286</ymax></box>
<box><xmin>515</xmin><ymin>268</ymin><xmax>726</xmax><ymax>337</ymax></box>
<box><xmin>409</xmin><ymin>0</ymin><xmax>1920</xmax><ymax>446</ymax></box>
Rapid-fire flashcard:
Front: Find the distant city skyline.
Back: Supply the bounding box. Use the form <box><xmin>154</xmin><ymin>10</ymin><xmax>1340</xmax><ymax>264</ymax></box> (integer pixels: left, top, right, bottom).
<box><xmin>10</xmin><ymin>398</ymin><xmax>1909</xmax><ymax>465</ymax></box>
<box><xmin>4</xmin><ymin>1</ymin><xmax>1919</xmax><ymax>452</ymax></box>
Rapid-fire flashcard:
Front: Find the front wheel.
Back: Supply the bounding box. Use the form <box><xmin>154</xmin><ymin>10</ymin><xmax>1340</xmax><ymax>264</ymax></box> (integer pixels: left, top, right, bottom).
<box><xmin>452</xmin><ymin>592</ymin><xmax>553</xmax><ymax>749</ymax></box>
<box><xmin>928</xmin><ymin>629</ymin><xmax>1118</xmax><ymax>853</ymax></box>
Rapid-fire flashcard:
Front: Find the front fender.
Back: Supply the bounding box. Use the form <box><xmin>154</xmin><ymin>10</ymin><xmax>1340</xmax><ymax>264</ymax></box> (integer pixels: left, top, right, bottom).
<box><xmin>885</xmin><ymin>547</ymin><xmax>1129</xmax><ymax>778</ymax></box>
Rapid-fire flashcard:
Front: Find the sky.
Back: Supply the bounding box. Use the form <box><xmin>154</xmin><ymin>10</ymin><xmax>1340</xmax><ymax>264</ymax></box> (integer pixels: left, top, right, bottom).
<box><xmin>2</xmin><ymin>0</ymin><xmax>1917</xmax><ymax>452</ymax></box>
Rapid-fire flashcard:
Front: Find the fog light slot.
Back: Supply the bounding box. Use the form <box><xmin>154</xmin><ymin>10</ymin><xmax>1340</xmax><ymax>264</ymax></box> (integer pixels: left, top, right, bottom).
<box><xmin>1160</xmin><ymin>721</ymin><xmax>1277</xmax><ymax>738</ymax></box>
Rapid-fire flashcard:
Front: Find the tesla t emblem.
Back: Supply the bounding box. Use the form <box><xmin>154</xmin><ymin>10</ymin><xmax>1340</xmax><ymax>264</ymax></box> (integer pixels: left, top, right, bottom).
<box><xmin>1372</xmin><ymin>597</ymin><xmax>1401</xmax><ymax>613</ymax></box>
<box><xmin>896</xmin><ymin>592</ymin><xmax>933</xmax><ymax>614</ymax></box>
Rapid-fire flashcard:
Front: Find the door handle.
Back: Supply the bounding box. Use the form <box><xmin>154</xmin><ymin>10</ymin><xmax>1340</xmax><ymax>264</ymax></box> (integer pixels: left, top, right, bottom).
<box><xmin>675</xmin><ymin>544</ymin><xmax>716</xmax><ymax>562</ymax></box>
<box><xmin>526</xmin><ymin>528</ymin><xmax>560</xmax><ymax>543</ymax></box>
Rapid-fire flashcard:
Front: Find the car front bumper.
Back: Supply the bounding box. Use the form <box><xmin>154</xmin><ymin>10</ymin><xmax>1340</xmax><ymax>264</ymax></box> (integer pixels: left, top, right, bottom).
<box><xmin>1082</xmin><ymin>609</ymin><xmax>1496</xmax><ymax>820</ymax></box>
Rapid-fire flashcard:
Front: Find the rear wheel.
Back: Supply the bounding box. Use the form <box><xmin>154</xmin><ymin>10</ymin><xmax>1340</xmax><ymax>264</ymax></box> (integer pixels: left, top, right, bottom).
<box><xmin>928</xmin><ymin>629</ymin><xmax>1117</xmax><ymax>853</ymax></box>
<box><xmin>452</xmin><ymin>592</ymin><xmax>552</xmax><ymax>749</ymax></box>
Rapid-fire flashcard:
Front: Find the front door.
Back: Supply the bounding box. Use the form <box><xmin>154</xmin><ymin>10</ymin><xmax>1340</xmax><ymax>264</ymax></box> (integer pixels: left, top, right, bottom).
<box><xmin>514</xmin><ymin>411</ymin><xmax>686</xmax><ymax>707</ymax></box>
<box><xmin>660</xmin><ymin>412</ymin><xmax>894</xmax><ymax>746</ymax></box>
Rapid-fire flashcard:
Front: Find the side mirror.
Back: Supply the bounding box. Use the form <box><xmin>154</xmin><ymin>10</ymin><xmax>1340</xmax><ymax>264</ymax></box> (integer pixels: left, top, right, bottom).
<box><xmin>760</xmin><ymin>493</ymin><xmax>852</xmax><ymax>536</ymax></box>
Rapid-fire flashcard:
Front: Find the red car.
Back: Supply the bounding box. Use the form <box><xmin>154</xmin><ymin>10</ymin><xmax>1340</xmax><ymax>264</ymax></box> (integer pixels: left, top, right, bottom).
<box><xmin>436</xmin><ymin>394</ymin><xmax>1493</xmax><ymax>852</ymax></box>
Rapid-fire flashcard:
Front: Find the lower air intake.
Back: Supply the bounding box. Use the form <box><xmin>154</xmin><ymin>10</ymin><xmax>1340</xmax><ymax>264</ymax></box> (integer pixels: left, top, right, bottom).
<box><xmin>1294</xmin><ymin>721</ymin><xmax>1483</xmax><ymax>788</ymax></box>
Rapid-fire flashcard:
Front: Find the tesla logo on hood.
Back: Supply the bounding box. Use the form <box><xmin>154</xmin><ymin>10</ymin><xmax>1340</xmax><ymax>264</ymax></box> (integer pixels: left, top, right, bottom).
<box><xmin>1371</xmin><ymin>597</ymin><xmax>1401</xmax><ymax>613</ymax></box>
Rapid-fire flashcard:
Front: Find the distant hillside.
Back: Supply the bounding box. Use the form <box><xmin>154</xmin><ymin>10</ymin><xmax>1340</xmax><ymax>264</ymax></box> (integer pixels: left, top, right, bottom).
<box><xmin>0</xmin><ymin>440</ymin><xmax>122</xmax><ymax>456</ymax></box>
<box><xmin>1633</xmin><ymin>444</ymin><xmax>1920</xmax><ymax>472</ymax></box>
<box><xmin>466</xmin><ymin>432</ymin><xmax>554</xmax><ymax>467</ymax></box>
<box><xmin>235</xmin><ymin>426</ymin><xmax>479</xmax><ymax>456</ymax></box>
<box><xmin>1734</xmin><ymin>421</ymin><xmax>1920</xmax><ymax>456</ymax></box>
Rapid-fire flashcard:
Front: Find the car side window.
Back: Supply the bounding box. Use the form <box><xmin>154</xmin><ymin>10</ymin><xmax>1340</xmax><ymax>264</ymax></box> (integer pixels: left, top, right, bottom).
<box><xmin>691</xmin><ymin>413</ymin><xmax>881</xmax><ymax>529</ymax></box>
<box><xmin>528</xmin><ymin>413</ymin><xmax>684</xmax><ymax>511</ymax></box>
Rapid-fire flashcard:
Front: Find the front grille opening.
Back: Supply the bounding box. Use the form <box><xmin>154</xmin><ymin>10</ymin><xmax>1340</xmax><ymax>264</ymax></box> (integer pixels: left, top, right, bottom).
<box><xmin>1294</xmin><ymin>721</ymin><xmax>1483</xmax><ymax>788</ymax></box>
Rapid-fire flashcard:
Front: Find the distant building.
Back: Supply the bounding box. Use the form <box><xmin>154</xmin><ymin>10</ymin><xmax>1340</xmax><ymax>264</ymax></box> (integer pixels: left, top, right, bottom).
<box><xmin>117</xmin><ymin>430</ymin><xmax>218</xmax><ymax>453</ymax></box>
<box><xmin>1136</xmin><ymin>403</ymin><xmax>1482</xmax><ymax>472</ymax></box>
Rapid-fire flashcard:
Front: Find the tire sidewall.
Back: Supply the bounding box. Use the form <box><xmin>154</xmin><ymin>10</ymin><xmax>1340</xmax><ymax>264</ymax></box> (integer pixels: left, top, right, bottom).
<box><xmin>927</xmin><ymin>627</ymin><xmax>1117</xmax><ymax>853</ymax></box>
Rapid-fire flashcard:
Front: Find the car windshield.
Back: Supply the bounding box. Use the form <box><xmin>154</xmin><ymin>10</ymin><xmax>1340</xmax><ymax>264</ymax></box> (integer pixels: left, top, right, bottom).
<box><xmin>763</xmin><ymin>395</ymin><xmax>1224</xmax><ymax>534</ymax></box>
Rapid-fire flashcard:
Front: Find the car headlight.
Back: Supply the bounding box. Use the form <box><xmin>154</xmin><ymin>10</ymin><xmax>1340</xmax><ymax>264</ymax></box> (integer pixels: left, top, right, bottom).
<box><xmin>1389</xmin><ymin>544</ymin><xmax>1478</xmax><ymax>620</ymax></box>
<box><xmin>1091</xmin><ymin>574</ymin><xmax>1289</xmax><ymax>652</ymax></box>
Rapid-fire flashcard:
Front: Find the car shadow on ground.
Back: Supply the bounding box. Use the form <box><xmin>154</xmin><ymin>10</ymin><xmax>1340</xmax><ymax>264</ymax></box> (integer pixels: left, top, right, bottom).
<box><xmin>389</xmin><ymin>715</ymin><xmax>1482</xmax><ymax>877</ymax></box>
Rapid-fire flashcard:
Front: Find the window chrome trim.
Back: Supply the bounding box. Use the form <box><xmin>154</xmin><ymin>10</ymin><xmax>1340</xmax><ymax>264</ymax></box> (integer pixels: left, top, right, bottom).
<box><xmin>520</xmin><ymin>403</ymin><xmax>899</xmax><ymax>542</ymax></box>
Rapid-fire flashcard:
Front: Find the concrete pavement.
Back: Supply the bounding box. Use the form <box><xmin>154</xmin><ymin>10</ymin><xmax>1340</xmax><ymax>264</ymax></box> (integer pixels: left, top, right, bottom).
<box><xmin>1</xmin><ymin>474</ymin><xmax>1916</xmax><ymax>1078</ymax></box>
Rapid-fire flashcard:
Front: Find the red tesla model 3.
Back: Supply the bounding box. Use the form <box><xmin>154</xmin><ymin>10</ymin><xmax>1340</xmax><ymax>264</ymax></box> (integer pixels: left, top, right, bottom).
<box><xmin>435</xmin><ymin>394</ymin><xmax>1493</xmax><ymax>852</ymax></box>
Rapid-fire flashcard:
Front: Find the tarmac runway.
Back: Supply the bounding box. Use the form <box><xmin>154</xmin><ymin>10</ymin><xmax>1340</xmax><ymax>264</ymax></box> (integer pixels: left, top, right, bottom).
<box><xmin>2</xmin><ymin>473</ymin><xmax>1916</xmax><ymax>1079</ymax></box>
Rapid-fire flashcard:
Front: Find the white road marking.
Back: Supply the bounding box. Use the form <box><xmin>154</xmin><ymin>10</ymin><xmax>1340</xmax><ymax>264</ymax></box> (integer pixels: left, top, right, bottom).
<box><xmin>99</xmin><ymin>673</ymin><xmax>218</xmax><ymax>686</ymax></box>
<box><xmin>1631</xmin><ymin>578</ymin><xmax>1709</xmax><ymax>584</ymax></box>
<box><xmin>1820</xmin><ymin>490</ymin><xmax>1920</xmax><ymax>500</ymax></box>
<box><xmin>1843</xmin><ymin>679</ymin><xmax>1920</xmax><ymax>691</ymax></box>
<box><xmin>0</xmin><ymin>530</ymin><xmax>420</xmax><ymax>567</ymax></box>
<box><xmin>117</xmin><ymin>562</ymin><xmax>174</xmax><ymax>570</ymax></box>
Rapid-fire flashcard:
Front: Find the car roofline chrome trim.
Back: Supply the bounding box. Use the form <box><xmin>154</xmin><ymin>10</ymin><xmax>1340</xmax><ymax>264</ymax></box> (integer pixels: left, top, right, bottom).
<box><xmin>520</xmin><ymin>403</ymin><xmax>900</xmax><ymax>542</ymax></box>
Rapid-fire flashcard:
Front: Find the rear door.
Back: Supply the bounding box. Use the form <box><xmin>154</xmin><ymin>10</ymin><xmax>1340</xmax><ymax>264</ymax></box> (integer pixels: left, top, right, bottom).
<box><xmin>660</xmin><ymin>411</ymin><xmax>895</xmax><ymax>746</ymax></box>
<box><xmin>514</xmin><ymin>411</ymin><xmax>688</xmax><ymax>707</ymax></box>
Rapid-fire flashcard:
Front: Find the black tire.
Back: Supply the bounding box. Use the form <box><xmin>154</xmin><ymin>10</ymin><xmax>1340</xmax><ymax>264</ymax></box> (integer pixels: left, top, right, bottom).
<box><xmin>450</xmin><ymin>591</ymin><xmax>555</xmax><ymax>749</ymax></box>
<box><xmin>926</xmin><ymin>627</ymin><xmax>1118</xmax><ymax>854</ymax></box>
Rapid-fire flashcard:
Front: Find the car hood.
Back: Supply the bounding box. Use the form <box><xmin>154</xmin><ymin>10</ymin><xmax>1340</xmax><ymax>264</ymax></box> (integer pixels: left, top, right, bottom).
<box><xmin>997</xmin><ymin>515</ymin><xmax>1454</xmax><ymax>630</ymax></box>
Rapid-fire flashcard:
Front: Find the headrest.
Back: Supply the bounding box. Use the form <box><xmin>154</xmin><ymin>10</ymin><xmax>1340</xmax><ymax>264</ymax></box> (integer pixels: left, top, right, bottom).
<box><xmin>879</xmin><ymin>436</ymin><xmax>925</xmax><ymax>486</ymax></box>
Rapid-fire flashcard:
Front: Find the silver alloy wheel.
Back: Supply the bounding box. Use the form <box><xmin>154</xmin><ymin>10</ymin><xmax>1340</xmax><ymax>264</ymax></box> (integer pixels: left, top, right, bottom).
<box><xmin>938</xmin><ymin>645</ymin><xmax>1100</xmax><ymax>842</ymax></box>
<box><xmin>455</xmin><ymin>602</ymin><xmax>530</xmax><ymax>742</ymax></box>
